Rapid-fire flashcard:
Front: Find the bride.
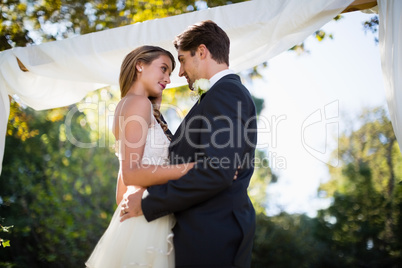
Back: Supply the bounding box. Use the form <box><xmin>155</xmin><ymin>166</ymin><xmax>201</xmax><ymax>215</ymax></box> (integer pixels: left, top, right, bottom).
<box><xmin>85</xmin><ymin>45</ymin><xmax>194</xmax><ymax>267</ymax></box>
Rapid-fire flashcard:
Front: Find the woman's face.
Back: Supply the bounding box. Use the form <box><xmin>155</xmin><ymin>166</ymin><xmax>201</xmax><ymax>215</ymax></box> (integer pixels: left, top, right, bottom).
<box><xmin>140</xmin><ymin>55</ymin><xmax>173</xmax><ymax>98</ymax></box>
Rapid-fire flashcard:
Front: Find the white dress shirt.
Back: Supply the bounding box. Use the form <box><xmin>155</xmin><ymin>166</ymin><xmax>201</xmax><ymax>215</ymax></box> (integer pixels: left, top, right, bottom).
<box><xmin>209</xmin><ymin>69</ymin><xmax>235</xmax><ymax>88</ymax></box>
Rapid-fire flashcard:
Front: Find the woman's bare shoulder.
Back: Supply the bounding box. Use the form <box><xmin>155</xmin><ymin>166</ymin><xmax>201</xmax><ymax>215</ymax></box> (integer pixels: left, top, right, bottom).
<box><xmin>116</xmin><ymin>95</ymin><xmax>152</xmax><ymax>117</ymax></box>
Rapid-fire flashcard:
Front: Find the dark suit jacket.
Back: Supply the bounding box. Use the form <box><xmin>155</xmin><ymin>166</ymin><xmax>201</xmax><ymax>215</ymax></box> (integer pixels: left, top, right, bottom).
<box><xmin>142</xmin><ymin>74</ymin><xmax>257</xmax><ymax>268</ymax></box>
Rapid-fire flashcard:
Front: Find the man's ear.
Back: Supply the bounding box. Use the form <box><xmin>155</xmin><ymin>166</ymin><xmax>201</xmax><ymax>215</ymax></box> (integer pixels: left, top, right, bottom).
<box><xmin>197</xmin><ymin>44</ymin><xmax>208</xmax><ymax>59</ymax></box>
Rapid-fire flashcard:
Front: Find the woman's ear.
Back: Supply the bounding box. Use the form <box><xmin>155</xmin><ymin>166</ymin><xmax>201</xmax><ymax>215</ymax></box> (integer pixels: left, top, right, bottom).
<box><xmin>136</xmin><ymin>63</ymin><xmax>143</xmax><ymax>73</ymax></box>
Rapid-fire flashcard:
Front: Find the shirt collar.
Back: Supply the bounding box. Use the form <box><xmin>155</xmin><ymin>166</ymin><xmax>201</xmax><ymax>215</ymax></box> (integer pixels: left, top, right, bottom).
<box><xmin>209</xmin><ymin>69</ymin><xmax>235</xmax><ymax>88</ymax></box>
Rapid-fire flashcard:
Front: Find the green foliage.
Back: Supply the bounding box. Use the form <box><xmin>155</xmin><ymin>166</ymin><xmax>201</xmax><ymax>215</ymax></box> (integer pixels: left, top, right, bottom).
<box><xmin>364</xmin><ymin>15</ymin><xmax>379</xmax><ymax>44</ymax></box>
<box><xmin>248</xmin><ymin>149</ymin><xmax>273</xmax><ymax>214</ymax></box>
<box><xmin>1</xmin><ymin>96</ymin><xmax>119</xmax><ymax>266</ymax></box>
<box><xmin>0</xmin><ymin>0</ymin><xmax>248</xmax><ymax>49</ymax></box>
<box><xmin>251</xmin><ymin>107</ymin><xmax>402</xmax><ymax>267</ymax></box>
<box><xmin>316</xmin><ymin>107</ymin><xmax>402</xmax><ymax>267</ymax></box>
<box><xmin>0</xmin><ymin>224</ymin><xmax>13</xmax><ymax>248</ymax></box>
<box><xmin>252</xmin><ymin>212</ymin><xmax>327</xmax><ymax>268</ymax></box>
<box><xmin>0</xmin><ymin>0</ymin><xmax>33</xmax><ymax>49</ymax></box>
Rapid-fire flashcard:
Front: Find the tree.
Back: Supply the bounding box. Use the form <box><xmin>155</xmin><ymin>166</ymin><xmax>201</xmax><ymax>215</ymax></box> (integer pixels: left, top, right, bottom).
<box><xmin>252</xmin><ymin>212</ymin><xmax>327</xmax><ymax>268</ymax></box>
<box><xmin>1</xmin><ymin>0</ymin><xmax>248</xmax><ymax>49</ymax></box>
<box><xmin>316</xmin><ymin>107</ymin><xmax>402</xmax><ymax>267</ymax></box>
<box><xmin>0</xmin><ymin>96</ymin><xmax>119</xmax><ymax>266</ymax></box>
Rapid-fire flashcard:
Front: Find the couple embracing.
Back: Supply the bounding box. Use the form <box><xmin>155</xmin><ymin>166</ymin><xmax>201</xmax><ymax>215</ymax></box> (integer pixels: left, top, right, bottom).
<box><xmin>86</xmin><ymin>20</ymin><xmax>257</xmax><ymax>268</ymax></box>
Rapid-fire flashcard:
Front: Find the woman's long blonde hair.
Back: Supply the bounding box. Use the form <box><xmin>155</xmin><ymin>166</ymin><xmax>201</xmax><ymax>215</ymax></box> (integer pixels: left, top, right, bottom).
<box><xmin>119</xmin><ymin>46</ymin><xmax>175</xmax><ymax>139</ymax></box>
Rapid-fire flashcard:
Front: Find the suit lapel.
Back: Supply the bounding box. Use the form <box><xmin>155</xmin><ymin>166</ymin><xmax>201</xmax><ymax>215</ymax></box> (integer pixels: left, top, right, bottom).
<box><xmin>169</xmin><ymin>74</ymin><xmax>239</xmax><ymax>153</ymax></box>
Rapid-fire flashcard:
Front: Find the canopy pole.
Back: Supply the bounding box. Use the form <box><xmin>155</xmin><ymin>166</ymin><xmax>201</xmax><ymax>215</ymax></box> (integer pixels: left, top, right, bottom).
<box><xmin>343</xmin><ymin>0</ymin><xmax>377</xmax><ymax>13</ymax></box>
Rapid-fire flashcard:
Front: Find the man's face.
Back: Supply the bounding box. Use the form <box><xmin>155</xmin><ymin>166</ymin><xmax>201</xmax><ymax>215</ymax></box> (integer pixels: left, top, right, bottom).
<box><xmin>177</xmin><ymin>48</ymin><xmax>200</xmax><ymax>90</ymax></box>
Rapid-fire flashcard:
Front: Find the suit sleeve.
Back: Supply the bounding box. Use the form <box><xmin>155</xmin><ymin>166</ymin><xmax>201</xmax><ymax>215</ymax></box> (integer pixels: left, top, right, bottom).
<box><xmin>142</xmin><ymin>80</ymin><xmax>256</xmax><ymax>221</ymax></box>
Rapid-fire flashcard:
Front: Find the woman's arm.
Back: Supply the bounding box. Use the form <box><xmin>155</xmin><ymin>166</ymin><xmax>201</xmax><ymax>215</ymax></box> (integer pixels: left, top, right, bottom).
<box><xmin>117</xmin><ymin>95</ymin><xmax>194</xmax><ymax>188</ymax></box>
<box><xmin>121</xmin><ymin>161</ymin><xmax>195</xmax><ymax>187</ymax></box>
<box><xmin>117</xmin><ymin>161</ymin><xmax>194</xmax><ymax>205</ymax></box>
<box><xmin>116</xmin><ymin>171</ymin><xmax>127</xmax><ymax>205</ymax></box>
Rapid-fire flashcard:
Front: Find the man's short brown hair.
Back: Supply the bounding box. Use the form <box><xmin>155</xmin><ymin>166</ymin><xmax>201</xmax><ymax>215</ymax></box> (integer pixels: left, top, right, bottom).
<box><xmin>173</xmin><ymin>20</ymin><xmax>230</xmax><ymax>66</ymax></box>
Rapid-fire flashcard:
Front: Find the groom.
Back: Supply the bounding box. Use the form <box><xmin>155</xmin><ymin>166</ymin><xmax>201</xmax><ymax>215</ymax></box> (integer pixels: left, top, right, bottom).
<box><xmin>122</xmin><ymin>20</ymin><xmax>257</xmax><ymax>268</ymax></box>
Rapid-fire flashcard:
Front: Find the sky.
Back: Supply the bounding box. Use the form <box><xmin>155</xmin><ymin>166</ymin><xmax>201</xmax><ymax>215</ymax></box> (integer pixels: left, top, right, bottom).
<box><xmin>246</xmin><ymin>10</ymin><xmax>387</xmax><ymax>217</ymax></box>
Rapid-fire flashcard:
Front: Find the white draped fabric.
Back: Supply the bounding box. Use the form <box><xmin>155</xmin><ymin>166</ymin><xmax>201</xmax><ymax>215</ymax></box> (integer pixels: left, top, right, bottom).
<box><xmin>378</xmin><ymin>0</ymin><xmax>402</xmax><ymax>150</ymax></box>
<box><xmin>0</xmin><ymin>0</ymin><xmax>375</xmax><ymax>175</ymax></box>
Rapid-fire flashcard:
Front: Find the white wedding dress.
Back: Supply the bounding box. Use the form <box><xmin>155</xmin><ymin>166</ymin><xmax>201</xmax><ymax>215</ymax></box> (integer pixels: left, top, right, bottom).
<box><xmin>86</xmin><ymin>114</ymin><xmax>174</xmax><ymax>268</ymax></box>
